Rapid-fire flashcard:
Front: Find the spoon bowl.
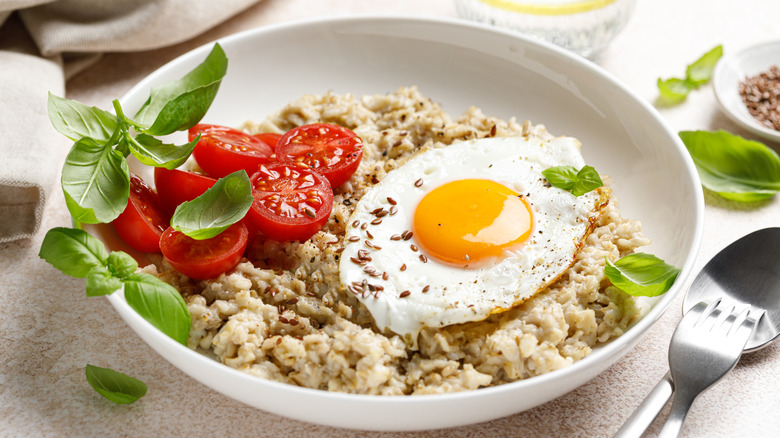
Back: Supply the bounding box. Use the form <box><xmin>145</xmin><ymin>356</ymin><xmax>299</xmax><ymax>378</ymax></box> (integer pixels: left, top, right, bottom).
<box><xmin>683</xmin><ymin>227</ymin><xmax>780</xmax><ymax>352</ymax></box>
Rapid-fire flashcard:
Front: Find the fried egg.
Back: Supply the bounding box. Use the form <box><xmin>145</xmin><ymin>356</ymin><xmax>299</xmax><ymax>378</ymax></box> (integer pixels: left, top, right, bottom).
<box><xmin>339</xmin><ymin>136</ymin><xmax>609</xmax><ymax>345</ymax></box>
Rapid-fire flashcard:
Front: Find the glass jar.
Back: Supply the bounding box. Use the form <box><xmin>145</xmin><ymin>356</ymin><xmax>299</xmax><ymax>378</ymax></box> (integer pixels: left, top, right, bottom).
<box><xmin>454</xmin><ymin>0</ymin><xmax>636</xmax><ymax>60</ymax></box>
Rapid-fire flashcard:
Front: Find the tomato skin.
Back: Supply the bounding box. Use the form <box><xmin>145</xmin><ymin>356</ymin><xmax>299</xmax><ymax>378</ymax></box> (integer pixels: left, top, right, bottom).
<box><xmin>154</xmin><ymin>167</ymin><xmax>217</xmax><ymax>215</ymax></box>
<box><xmin>253</xmin><ymin>133</ymin><xmax>282</xmax><ymax>151</ymax></box>
<box><xmin>190</xmin><ymin>124</ymin><xmax>274</xmax><ymax>178</ymax></box>
<box><xmin>160</xmin><ymin>222</ymin><xmax>248</xmax><ymax>280</ymax></box>
<box><xmin>276</xmin><ymin>123</ymin><xmax>363</xmax><ymax>187</ymax></box>
<box><xmin>249</xmin><ymin>163</ymin><xmax>333</xmax><ymax>242</ymax></box>
<box><xmin>112</xmin><ymin>174</ymin><xmax>170</xmax><ymax>253</ymax></box>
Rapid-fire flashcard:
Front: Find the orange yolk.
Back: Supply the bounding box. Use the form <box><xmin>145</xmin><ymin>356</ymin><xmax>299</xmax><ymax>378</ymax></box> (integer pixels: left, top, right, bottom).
<box><xmin>412</xmin><ymin>179</ymin><xmax>533</xmax><ymax>266</ymax></box>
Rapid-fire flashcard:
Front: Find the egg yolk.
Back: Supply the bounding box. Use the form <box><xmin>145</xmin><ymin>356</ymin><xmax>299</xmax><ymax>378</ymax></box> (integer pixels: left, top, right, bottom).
<box><xmin>413</xmin><ymin>179</ymin><xmax>533</xmax><ymax>266</ymax></box>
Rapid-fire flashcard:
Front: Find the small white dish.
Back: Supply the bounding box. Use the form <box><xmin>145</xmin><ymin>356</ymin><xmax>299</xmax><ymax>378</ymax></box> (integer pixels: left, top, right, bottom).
<box><xmin>94</xmin><ymin>15</ymin><xmax>703</xmax><ymax>431</ymax></box>
<box><xmin>713</xmin><ymin>40</ymin><xmax>780</xmax><ymax>143</ymax></box>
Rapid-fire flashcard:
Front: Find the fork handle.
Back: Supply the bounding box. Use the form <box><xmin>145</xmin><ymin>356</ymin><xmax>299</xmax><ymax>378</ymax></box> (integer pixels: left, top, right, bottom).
<box><xmin>657</xmin><ymin>390</ymin><xmax>697</xmax><ymax>438</ymax></box>
<box><xmin>613</xmin><ymin>371</ymin><xmax>674</xmax><ymax>438</ymax></box>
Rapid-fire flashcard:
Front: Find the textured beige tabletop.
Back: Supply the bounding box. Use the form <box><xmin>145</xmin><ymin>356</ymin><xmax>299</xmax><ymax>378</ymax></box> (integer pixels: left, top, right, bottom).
<box><xmin>2</xmin><ymin>0</ymin><xmax>780</xmax><ymax>436</ymax></box>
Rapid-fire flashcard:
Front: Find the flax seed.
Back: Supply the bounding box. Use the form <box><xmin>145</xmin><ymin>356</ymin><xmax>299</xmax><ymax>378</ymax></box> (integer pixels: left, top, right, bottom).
<box><xmin>414</xmin><ymin>178</ymin><xmax>423</xmax><ymax>187</ymax></box>
<box><xmin>387</xmin><ymin>197</ymin><xmax>397</xmax><ymax>205</ymax></box>
<box><xmin>399</xmin><ymin>291</ymin><xmax>411</xmax><ymax>298</ymax></box>
<box><xmin>371</xmin><ymin>218</ymin><xmax>382</xmax><ymax>225</ymax></box>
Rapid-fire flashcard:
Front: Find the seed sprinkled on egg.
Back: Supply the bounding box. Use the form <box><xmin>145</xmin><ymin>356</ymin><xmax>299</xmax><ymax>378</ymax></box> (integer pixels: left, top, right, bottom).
<box><xmin>414</xmin><ymin>178</ymin><xmax>423</xmax><ymax>187</ymax></box>
<box><xmin>400</xmin><ymin>291</ymin><xmax>411</xmax><ymax>298</ymax></box>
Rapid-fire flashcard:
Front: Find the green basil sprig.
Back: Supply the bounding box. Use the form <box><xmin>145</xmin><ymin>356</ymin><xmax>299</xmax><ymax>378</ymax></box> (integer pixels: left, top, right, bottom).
<box><xmin>171</xmin><ymin>170</ymin><xmax>253</xmax><ymax>240</ymax></box>
<box><xmin>39</xmin><ymin>227</ymin><xmax>190</xmax><ymax>345</ymax></box>
<box><xmin>542</xmin><ymin>165</ymin><xmax>603</xmax><ymax>196</ymax></box>
<box><xmin>605</xmin><ymin>253</ymin><xmax>681</xmax><ymax>297</ymax></box>
<box><xmin>47</xmin><ymin>43</ymin><xmax>227</xmax><ymax>224</ymax></box>
<box><xmin>658</xmin><ymin>45</ymin><xmax>722</xmax><ymax>104</ymax></box>
<box><xmin>85</xmin><ymin>364</ymin><xmax>147</xmax><ymax>404</ymax></box>
<box><xmin>680</xmin><ymin>130</ymin><xmax>780</xmax><ymax>202</ymax></box>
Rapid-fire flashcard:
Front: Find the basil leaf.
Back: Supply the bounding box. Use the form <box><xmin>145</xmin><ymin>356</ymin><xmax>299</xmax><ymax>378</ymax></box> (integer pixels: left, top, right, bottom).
<box><xmin>61</xmin><ymin>137</ymin><xmax>130</xmax><ymax>223</ymax></box>
<box><xmin>123</xmin><ymin>273</ymin><xmax>190</xmax><ymax>345</ymax></box>
<box><xmin>126</xmin><ymin>133</ymin><xmax>199</xmax><ymax>169</ymax></box>
<box><xmin>171</xmin><ymin>170</ymin><xmax>252</xmax><ymax>240</ymax></box>
<box><xmin>85</xmin><ymin>364</ymin><xmax>147</xmax><ymax>404</ymax></box>
<box><xmin>571</xmin><ymin>165</ymin><xmax>603</xmax><ymax>196</ymax></box>
<box><xmin>680</xmin><ymin>130</ymin><xmax>780</xmax><ymax>201</ymax></box>
<box><xmin>605</xmin><ymin>253</ymin><xmax>680</xmax><ymax>297</ymax></box>
<box><xmin>38</xmin><ymin>227</ymin><xmax>109</xmax><ymax>278</ymax></box>
<box><xmin>657</xmin><ymin>45</ymin><xmax>723</xmax><ymax>103</ymax></box>
<box><xmin>542</xmin><ymin>165</ymin><xmax>578</xmax><ymax>191</ymax></box>
<box><xmin>542</xmin><ymin>165</ymin><xmax>603</xmax><ymax>196</ymax></box>
<box><xmin>86</xmin><ymin>266</ymin><xmax>123</xmax><ymax>297</ymax></box>
<box><xmin>686</xmin><ymin>45</ymin><xmax>723</xmax><ymax>86</ymax></box>
<box><xmin>107</xmin><ymin>251</ymin><xmax>138</xmax><ymax>279</ymax></box>
<box><xmin>47</xmin><ymin>93</ymin><xmax>118</xmax><ymax>143</ymax></box>
<box><xmin>133</xmin><ymin>44</ymin><xmax>227</xmax><ymax>136</ymax></box>
<box><xmin>657</xmin><ymin>78</ymin><xmax>694</xmax><ymax>104</ymax></box>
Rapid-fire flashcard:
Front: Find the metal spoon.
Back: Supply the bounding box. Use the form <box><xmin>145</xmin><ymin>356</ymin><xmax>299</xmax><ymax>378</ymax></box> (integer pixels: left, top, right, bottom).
<box><xmin>615</xmin><ymin>227</ymin><xmax>780</xmax><ymax>437</ymax></box>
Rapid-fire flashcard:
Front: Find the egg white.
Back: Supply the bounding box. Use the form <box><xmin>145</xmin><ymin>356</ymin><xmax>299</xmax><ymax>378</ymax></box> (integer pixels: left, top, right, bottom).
<box><xmin>339</xmin><ymin>136</ymin><xmax>609</xmax><ymax>345</ymax></box>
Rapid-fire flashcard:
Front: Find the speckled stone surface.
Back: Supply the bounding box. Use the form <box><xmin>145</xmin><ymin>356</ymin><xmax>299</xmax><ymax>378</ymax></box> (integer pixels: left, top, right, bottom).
<box><xmin>2</xmin><ymin>0</ymin><xmax>780</xmax><ymax>436</ymax></box>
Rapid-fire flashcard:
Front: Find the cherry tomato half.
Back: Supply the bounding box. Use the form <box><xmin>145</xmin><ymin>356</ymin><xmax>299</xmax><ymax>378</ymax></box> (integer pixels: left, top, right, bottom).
<box><xmin>154</xmin><ymin>167</ymin><xmax>217</xmax><ymax>216</ymax></box>
<box><xmin>276</xmin><ymin>123</ymin><xmax>363</xmax><ymax>187</ymax></box>
<box><xmin>160</xmin><ymin>222</ymin><xmax>249</xmax><ymax>280</ymax></box>
<box><xmin>190</xmin><ymin>124</ymin><xmax>274</xmax><ymax>178</ymax></box>
<box><xmin>253</xmin><ymin>132</ymin><xmax>282</xmax><ymax>151</ymax></box>
<box><xmin>248</xmin><ymin>163</ymin><xmax>333</xmax><ymax>242</ymax></box>
<box><xmin>112</xmin><ymin>174</ymin><xmax>170</xmax><ymax>253</ymax></box>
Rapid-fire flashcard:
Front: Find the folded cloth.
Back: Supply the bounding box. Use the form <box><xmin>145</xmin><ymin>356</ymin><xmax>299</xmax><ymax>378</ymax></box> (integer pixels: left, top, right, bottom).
<box><xmin>0</xmin><ymin>0</ymin><xmax>261</xmax><ymax>243</ymax></box>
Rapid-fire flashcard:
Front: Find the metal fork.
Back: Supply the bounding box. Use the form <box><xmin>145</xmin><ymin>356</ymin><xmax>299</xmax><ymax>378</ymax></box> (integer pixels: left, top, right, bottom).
<box><xmin>656</xmin><ymin>300</ymin><xmax>762</xmax><ymax>438</ymax></box>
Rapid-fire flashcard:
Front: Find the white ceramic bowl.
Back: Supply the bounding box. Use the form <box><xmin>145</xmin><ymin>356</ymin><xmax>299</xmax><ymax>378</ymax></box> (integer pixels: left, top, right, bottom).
<box><xmin>101</xmin><ymin>16</ymin><xmax>703</xmax><ymax>431</ymax></box>
<box><xmin>714</xmin><ymin>40</ymin><xmax>780</xmax><ymax>143</ymax></box>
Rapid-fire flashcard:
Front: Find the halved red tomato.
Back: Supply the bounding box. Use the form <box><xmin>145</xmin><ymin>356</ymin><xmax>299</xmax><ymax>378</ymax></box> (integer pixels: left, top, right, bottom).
<box><xmin>248</xmin><ymin>163</ymin><xmax>333</xmax><ymax>242</ymax></box>
<box><xmin>160</xmin><ymin>222</ymin><xmax>248</xmax><ymax>280</ymax></box>
<box><xmin>190</xmin><ymin>124</ymin><xmax>274</xmax><ymax>178</ymax></box>
<box><xmin>254</xmin><ymin>132</ymin><xmax>282</xmax><ymax>151</ymax></box>
<box><xmin>154</xmin><ymin>167</ymin><xmax>217</xmax><ymax>215</ymax></box>
<box><xmin>112</xmin><ymin>174</ymin><xmax>169</xmax><ymax>253</ymax></box>
<box><xmin>276</xmin><ymin>123</ymin><xmax>363</xmax><ymax>187</ymax></box>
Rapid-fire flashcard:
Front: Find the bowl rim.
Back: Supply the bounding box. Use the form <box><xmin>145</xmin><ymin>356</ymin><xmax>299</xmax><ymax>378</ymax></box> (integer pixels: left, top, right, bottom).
<box><xmin>105</xmin><ymin>13</ymin><xmax>704</xmax><ymax>429</ymax></box>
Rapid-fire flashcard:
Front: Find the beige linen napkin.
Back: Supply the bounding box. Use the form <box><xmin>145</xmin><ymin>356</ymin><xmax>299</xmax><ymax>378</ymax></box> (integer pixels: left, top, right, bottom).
<box><xmin>0</xmin><ymin>0</ymin><xmax>261</xmax><ymax>243</ymax></box>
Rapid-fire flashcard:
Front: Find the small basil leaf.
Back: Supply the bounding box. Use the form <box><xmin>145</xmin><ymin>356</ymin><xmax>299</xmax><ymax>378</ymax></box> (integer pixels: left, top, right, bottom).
<box><xmin>126</xmin><ymin>133</ymin><xmax>199</xmax><ymax>169</ymax></box>
<box><xmin>38</xmin><ymin>227</ymin><xmax>109</xmax><ymax>278</ymax></box>
<box><xmin>85</xmin><ymin>364</ymin><xmax>147</xmax><ymax>404</ymax></box>
<box><xmin>171</xmin><ymin>170</ymin><xmax>252</xmax><ymax>240</ymax></box>
<box><xmin>123</xmin><ymin>273</ymin><xmax>190</xmax><ymax>345</ymax></box>
<box><xmin>680</xmin><ymin>130</ymin><xmax>780</xmax><ymax>201</ymax></box>
<box><xmin>542</xmin><ymin>165</ymin><xmax>603</xmax><ymax>196</ymax></box>
<box><xmin>86</xmin><ymin>266</ymin><xmax>123</xmax><ymax>297</ymax></box>
<box><xmin>541</xmin><ymin>166</ymin><xmax>578</xmax><ymax>191</ymax></box>
<box><xmin>686</xmin><ymin>45</ymin><xmax>723</xmax><ymax>86</ymax></box>
<box><xmin>47</xmin><ymin>93</ymin><xmax>118</xmax><ymax>143</ymax></box>
<box><xmin>61</xmin><ymin>137</ymin><xmax>130</xmax><ymax>223</ymax></box>
<box><xmin>133</xmin><ymin>44</ymin><xmax>227</xmax><ymax>135</ymax></box>
<box><xmin>657</xmin><ymin>77</ymin><xmax>694</xmax><ymax>103</ymax></box>
<box><xmin>605</xmin><ymin>253</ymin><xmax>680</xmax><ymax>297</ymax></box>
<box><xmin>107</xmin><ymin>251</ymin><xmax>138</xmax><ymax>279</ymax></box>
<box><xmin>571</xmin><ymin>165</ymin><xmax>604</xmax><ymax>196</ymax></box>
